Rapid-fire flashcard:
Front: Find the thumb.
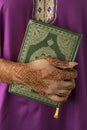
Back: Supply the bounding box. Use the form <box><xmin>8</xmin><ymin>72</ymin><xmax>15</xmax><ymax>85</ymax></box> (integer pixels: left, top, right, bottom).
<box><xmin>46</xmin><ymin>58</ymin><xmax>78</xmax><ymax>69</ymax></box>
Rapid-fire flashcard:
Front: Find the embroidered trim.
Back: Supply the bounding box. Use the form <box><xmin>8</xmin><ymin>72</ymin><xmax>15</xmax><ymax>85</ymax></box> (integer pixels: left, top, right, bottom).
<box><xmin>32</xmin><ymin>0</ymin><xmax>58</xmax><ymax>24</ymax></box>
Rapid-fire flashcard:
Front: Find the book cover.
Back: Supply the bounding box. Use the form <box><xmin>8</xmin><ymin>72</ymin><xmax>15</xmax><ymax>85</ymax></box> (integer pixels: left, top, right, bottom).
<box><xmin>8</xmin><ymin>19</ymin><xmax>82</xmax><ymax>107</ymax></box>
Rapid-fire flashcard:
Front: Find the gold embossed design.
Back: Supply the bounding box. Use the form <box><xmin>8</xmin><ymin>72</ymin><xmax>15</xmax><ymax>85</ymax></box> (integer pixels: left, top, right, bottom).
<box><xmin>32</xmin><ymin>0</ymin><xmax>57</xmax><ymax>23</ymax></box>
<box><xmin>30</xmin><ymin>46</ymin><xmax>57</xmax><ymax>61</ymax></box>
<box><xmin>47</xmin><ymin>39</ymin><xmax>54</xmax><ymax>46</ymax></box>
<box><xmin>19</xmin><ymin>20</ymin><xmax>80</xmax><ymax>62</ymax></box>
<box><xmin>57</xmin><ymin>34</ymin><xmax>79</xmax><ymax>60</ymax></box>
<box><xmin>28</xmin><ymin>24</ymin><xmax>48</xmax><ymax>45</ymax></box>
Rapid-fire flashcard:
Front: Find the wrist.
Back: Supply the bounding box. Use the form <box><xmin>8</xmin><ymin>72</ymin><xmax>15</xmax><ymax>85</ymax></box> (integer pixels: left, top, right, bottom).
<box><xmin>11</xmin><ymin>62</ymin><xmax>27</xmax><ymax>85</ymax></box>
<box><xmin>0</xmin><ymin>58</ymin><xmax>18</xmax><ymax>84</ymax></box>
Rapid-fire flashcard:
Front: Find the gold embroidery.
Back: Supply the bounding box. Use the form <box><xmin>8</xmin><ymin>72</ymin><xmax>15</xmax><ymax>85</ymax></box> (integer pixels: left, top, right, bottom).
<box><xmin>45</xmin><ymin>0</ymin><xmax>55</xmax><ymax>23</ymax></box>
<box><xmin>33</xmin><ymin>0</ymin><xmax>57</xmax><ymax>23</ymax></box>
<box><xmin>35</xmin><ymin>0</ymin><xmax>45</xmax><ymax>22</ymax></box>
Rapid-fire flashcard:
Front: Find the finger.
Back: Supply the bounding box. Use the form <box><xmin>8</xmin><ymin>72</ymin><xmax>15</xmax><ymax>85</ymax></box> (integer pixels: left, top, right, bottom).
<box><xmin>43</xmin><ymin>80</ymin><xmax>75</xmax><ymax>90</ymax></box>
<box><xmin>44</xmin><ymin>69</ymin><xmax>77</xmax><ymax>81</ymax></box>
<box><xmin>69</xmin><ymin>79</ymin><xmax>75</xmax><ymax>90</ymax></box>
<box><xmin>46</xmin><ymin>88</ymin><xmax>71</xmax><ymax>97</ymax></box>
<box><xmin>47</xmin><ymin>94</ymin><xmax>68</xmax><ymax>103</ymax></box>
<box><xmin>46</xmin><ymin>58</ymin><xmax>78</xmax><ymax>69</ymax></box>
<box><xmin>57</xmin><ymin>80</ymin><xmax>75</xmax><ymax>90</ymax></box>
<box><xmin>55</xmin><ymin>89</ymin><xmax>71</xmax><ymax>97</ymax></box>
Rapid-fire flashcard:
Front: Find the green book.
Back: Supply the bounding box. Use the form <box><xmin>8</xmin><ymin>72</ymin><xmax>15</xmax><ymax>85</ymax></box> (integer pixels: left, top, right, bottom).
<box><xmin>8</xmin><ymin>19</ymin><xmax>82</xmax><ymax>107</ymax></box>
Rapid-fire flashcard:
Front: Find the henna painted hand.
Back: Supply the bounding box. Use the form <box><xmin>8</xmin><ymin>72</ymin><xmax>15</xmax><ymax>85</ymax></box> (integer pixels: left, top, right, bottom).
<box><xmin>12</xmin><ymin>58</ymin><xmax>77</xmax><ymax>102</ymax></box>
<box><xmin>0</xmin><ymin>58</ymin><xmax>78</xmax><ymax>102</ymax></box>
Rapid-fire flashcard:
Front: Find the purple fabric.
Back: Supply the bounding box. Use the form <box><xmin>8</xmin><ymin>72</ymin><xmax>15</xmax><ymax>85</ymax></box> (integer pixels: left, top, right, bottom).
<box><xmin>0</xmin><ymin>0</ymin><xmax>87</xmax><ymax>130</ymax></box>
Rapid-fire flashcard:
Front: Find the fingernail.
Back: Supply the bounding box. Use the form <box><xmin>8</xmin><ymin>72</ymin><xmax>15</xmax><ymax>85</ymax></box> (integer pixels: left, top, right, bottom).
<box><xmin>69</xmin><ymin>62</ymin><xmax>78</xmax><ymax>68</ymax></box>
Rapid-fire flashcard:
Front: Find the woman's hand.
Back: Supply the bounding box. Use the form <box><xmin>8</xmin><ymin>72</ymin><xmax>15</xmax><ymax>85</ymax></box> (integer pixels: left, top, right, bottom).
<box><xmin>12</xmin><ymin>58</ymin><xmax>77</xmax><ymax>102</ymax></box>
<box><xmin>0</xmin><ymin>58</ymin><xmax>77</xmax><ymax>102</ymax></box>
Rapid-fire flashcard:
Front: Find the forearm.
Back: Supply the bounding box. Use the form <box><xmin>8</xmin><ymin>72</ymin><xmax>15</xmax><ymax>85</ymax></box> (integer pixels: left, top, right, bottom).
<box><xmin>0</xmin><ymin>58</ymin><xmax>39</xmax><ymax>86</ymax></box>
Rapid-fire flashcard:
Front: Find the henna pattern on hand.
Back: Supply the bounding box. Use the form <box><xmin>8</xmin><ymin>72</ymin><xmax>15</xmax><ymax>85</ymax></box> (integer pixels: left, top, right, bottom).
<box><xmin>0</xmin><ymin>58</ymin><xmax>78</xmax><ymax>98</ymax></box>
<box><xmin>13</xmin><ymin>65</ymin><xmax>77</xmax><ymax>96</ymax></box>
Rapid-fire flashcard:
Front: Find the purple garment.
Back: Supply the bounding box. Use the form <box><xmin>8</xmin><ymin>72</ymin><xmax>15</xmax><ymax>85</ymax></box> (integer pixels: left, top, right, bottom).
<box><xmin>0</xmin><ymin>0</ymin><xmax>87</xmax><ymax>130</ymax></box>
